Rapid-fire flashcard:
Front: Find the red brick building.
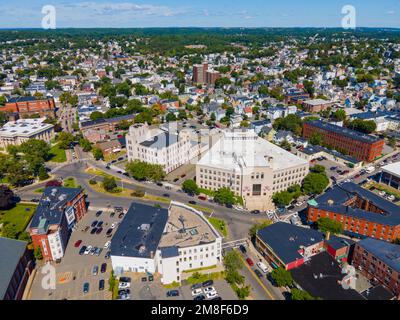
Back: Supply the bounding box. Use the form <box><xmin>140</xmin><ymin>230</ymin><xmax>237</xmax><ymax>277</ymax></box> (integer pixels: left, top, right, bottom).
<box><xmin>1</xmin><ymin>97</ymin><xmax>56</xmax><ymax>118</ymax></box>
<box><xmin>303</xmin><ymin>120</ymin><xmax>384</xmax><ymax>162</ymax></box>
<box><xmin>28</xmin><ymin>187</ymin><xmax>87</xmax><ymax>262</ymax></box>
<box><xmin>352</xmin><ymin>238</ymin><xmax>400</xmax><ymax>299</ymax></box>
<box><xmin>307</xmin><ymin>182</ymin><xmax>400</xmax><ymax>243</ymax></box>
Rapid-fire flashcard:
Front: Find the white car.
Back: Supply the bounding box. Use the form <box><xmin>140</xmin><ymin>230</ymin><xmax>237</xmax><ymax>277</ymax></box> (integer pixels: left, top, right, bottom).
<box><xmin>118</xmin><ymin>282</ymin><xmax>130</xmax><ymax>289</ymax></box>
<box><xmin>204</xmin><ymin>287</ymin><xmax>217</xmax><ymax>295</ymax></box>
<box><xmin>379</xmin><ymin>191</ymin><xmax>386</xmax><ymax>197</ymax></box>
<box><xmin>191</xmin><ymin>288</ymin><xmax>203</xmax><ymax>296</ymax></box>
<box><xmin>387</xmin><ymin>195</ymin><xmax>395</xmax><ymax>201</ymax></box>
<box><xmin>84</xmin><ymin>245</ymin><xmax>92</xmax><ymax>255</ymax></box>
<box><xmin>111</xmin><ymin>223</ymin><xmax>118</xmax><ymax>229</ymax></box>
<box><xmin>206</xmin><ymin>291</ymin><xmax>218</xmax><ymax>299</ymax></box>
<box><xmin>104</xmin><ymin>241</ymin><xmax>111</xmax><ymax>249</ymax></box>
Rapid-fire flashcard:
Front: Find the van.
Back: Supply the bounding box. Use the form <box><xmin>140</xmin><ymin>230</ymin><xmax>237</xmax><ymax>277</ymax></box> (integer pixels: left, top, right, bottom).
<box><xmin>366</xmin><ymin>166</ymin><xmax>375</xmax><ymax>174</ymax></box>
<box><xmin>257</xmin><ymin>262</ymin><xmax>270</xmax><ymax>273</ymax></box>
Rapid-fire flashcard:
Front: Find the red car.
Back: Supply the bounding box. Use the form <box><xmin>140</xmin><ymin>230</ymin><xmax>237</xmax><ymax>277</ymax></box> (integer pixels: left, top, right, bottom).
<box><xmin>74</xmin><ymin>240</ymin><xmax>82</xmax><ymax>248</ymax></box>
<box><xmin>246</xmin><ymin>258</ymin><xmax>254</xmax><ymax>267</ymax></box>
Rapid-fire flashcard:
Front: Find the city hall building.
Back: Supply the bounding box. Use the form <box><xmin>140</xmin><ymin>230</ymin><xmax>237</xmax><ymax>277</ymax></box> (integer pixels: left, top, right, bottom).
<box><xmin>196</xmin><ymin>130</ymin><xmax>309</xmax><ymax>211</ymax></box>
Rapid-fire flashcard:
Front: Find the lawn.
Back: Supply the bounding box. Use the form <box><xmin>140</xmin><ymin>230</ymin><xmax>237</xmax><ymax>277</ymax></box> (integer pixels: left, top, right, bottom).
<box><xmin>49</xmin><ymin>144</ymin><xmax>67</xmax><ymax>163</ymax></box>
<box><xmin>0</xmin><ymin>203</ymin><xmax>37</xmax><ymax>236</ymax></box>
<box><xmin>85</xmin><ymin>168</ymin><xmax>122</xmax><ymax>181</ymax></box>
<box><xmin>208</xmin><ymin>217</ymin><xmax>228</xmax><ymax>237</ymax></box>
<box><xmin>104</xmin><ymin>150</ymin><xmax>127</xmax><ymax>163</ymax></box>
<box><xmin>63</xmin><ymin>177</ymin><xmax>77</xmax><ymax>188</ymax></box>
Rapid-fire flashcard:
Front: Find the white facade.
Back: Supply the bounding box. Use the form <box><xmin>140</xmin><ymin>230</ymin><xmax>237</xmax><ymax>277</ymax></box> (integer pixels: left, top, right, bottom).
<box><xmin>196</xmin><ymin>130</ymin><xmax>309</xmax><ymax>211</ymax></box>
<box><xmin>0</xmin><ymin>118</ymin><xmax>54</xmax><ymax>149</ymax></box>
<box><xmin>47</xmin><ymin>230</ymin><xmax>64</xmax><ymax>261</ymax></box>
<box><xmin>126</xmin><ymin>123</ymin><xmax>199</xmax><ymax>173</ymax></box>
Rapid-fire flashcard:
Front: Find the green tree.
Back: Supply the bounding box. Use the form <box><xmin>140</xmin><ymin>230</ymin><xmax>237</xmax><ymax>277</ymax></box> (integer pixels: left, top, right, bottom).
<box><xmin>291</xmin><ymin>288</ymin><xmax>316</xmax><ymax>300</ymax></box>
<box><xmin>79</xmin><ymin>138</ymin><xmax>92</xmax><ymax>152</ymax></box>
<box><xmin>273</xmin><ymin>191</ymin><xmax>293</xmax><ymax>207</ymax></box>
<box><xmin>249</xmin><ymin>220</ymin><xmax>272</xmax><ymax>238</ymax></box>
<box><xmin>223</xmin><ymin>250</ymin><xmax>243</xmax><ymax>271</ymax></box>
<box><xmin>166</xmin><ymin>112</ymin><xmax>177</xmax><ymax>122</ymax></box>
<box><xmin>317</xmin><ymin>217</ymin><xmax>343</xmax><ymax>235</ymax></box>
<box><xmin>214</xmin><ymin>187</ymin><xmax>236</xmax><ymax>206</ymax></box>
<box><xmin>34</xmin><ymin>247</ymin><xmax>43</xmax><ymax>260</ymax></box>
<box><xmin>309</xmin><ymin>132</ymin><xmax>323</xmax><ymax>146</ymax></box>
<box><xmin>38</xmin><ymin>166</ymin><xmax>49</xmax><ymax>181</ymax></box>
<box><xmin>57</xmin><ymin>132</ymin><xmax>75</xmax><ymax>149</ymax></box>
<box><xmin>302</xmin><ymin>172</ymin><xmax>329</xmax><ymax>195</ymax></box>
<box><xmin>92</xmin><ymin>147</ymin><xmax>104</xmax><ymax>160</ymax></box>
<box><xmin>182</xmin><ymin>179</ymin><xmax>199</xmax><ymax>195</ymax></box>
<box><xmin>332</xmin><ymin>109</ymin><xmax>347</xmax><ymax>121</ymax></box>
<box><xmin>270</xmin><ymin>268</ymin><xmax>293</xmax><ymax>287</ymax></box>
<box><xmin>103</xmin><ymin>176</ymin><xmax>117</xmax><ymax>192</ymax></box>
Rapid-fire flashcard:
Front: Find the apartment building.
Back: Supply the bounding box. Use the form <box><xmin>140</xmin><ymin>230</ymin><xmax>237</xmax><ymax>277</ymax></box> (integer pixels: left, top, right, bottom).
<box><xmin>196</xmin><ymin>130</ymin><xmax>309</xmax><ymax>211</ymax></box>
<box><xmin>126</xmin><ymin>123</ymin><xmax>203</xmax><ymax>174</ymax></box>
<box><xmin>28</xmin><ymin>187</ymin><xmax>87</xmax><ymax>262</ymax></box>
<box><xmin>1</xmin><ymin>96</ymin><xmax>56</xmax><ymax>117</ymax></box>
<box><xmin>111</xmin><ymin>202</ymin><xmax>223</xmax><ymax>285</ymax></box>
<box><xmin>307</xmin><ymin>182</ymin><xmax>400</xmax><ymax>242</ymax></box>
<box><xmin>352</xmin><ymin>238</ymin><xmax>400</xmax><ymax>299</ymax></box>
<box><xmin>0</xmin><ymin>118</ymin><xmax>54</xmax><ymax>149</ymax></box>
<box><xmin>303</xmin><ymin>120</ymin><xmax>384</xmax><ymax>162</ymax></box>
<box><xmin>193</xmin><ymin>62</ymin><xmax>220</xmax><ymax>85</ymax></box>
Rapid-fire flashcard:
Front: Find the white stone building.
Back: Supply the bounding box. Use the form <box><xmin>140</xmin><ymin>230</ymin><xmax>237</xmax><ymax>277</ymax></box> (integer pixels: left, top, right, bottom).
<box><xmin>196</xmin><ymin>130</ymin><xmax>309</xmax><ymax>211</ymax></box>
<box><xmin>0</xmin><ymin>118</ymin><xmax>54</xmax><ymax>149</ymax></box>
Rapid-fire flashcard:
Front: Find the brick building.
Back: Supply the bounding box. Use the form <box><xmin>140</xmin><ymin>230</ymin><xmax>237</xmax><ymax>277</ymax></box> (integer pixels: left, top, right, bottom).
<box><xmin>302</xmin><ymin>99</ymin><xmax>334</xmax><ymax>113</ymax></box>
<box><xmin>303</xmin><ymin>120</ymin><xmax>384</xmax><ymax>162</ymax></box>
<box><xmin>0</xmin><ymin>237</ymin><xmax>34</xmax><ymax>300</ymax></box>
<box><xmin>28</xmin><ymin>187</ymin><xmax>87</xmax><ymax>262</ymax></box>
<box><xmin>80</xmin><ymin>114</ymin><xmax>134</xmax><ymax>139</ymax></box>
<box><xmin>307</xmin><ymin>182</ymin><xmax>400</xmax><ymax>243</ymax></box>
<box><xmin>193</xmin><ymin>63</ymin><xmax>220</xmax><ymax>85</ymax></box>
<box><xmin>1</xmin><ymin>97</ymin><xmax>56</xmax><ymax>118</ymax></box>
<box><xmin>352</xmin><ymin>238</ymin><xmax>400</xmax><ymax>299</ymax></box>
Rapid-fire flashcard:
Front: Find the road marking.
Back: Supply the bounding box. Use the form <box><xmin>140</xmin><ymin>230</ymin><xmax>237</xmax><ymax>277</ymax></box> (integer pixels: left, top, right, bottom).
<box><xmin>237</xmin><ymin>250</ymin><xmax>275</xmax><ymax>300</ymax></box>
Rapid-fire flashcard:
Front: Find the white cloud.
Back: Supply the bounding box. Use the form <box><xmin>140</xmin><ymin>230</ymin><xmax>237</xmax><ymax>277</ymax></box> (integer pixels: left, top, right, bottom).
<box><xmin>387</xmin><ymin>10</ymin><xmax>396</xmax><ymax>15</ymax></box>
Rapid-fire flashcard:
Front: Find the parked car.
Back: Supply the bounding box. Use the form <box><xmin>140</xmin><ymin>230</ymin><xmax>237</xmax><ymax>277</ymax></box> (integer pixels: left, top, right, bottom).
<box><xmin>83</xmin><ymin>282</ymin><xmax>89</xmax><ymax>294</ymax></box>
<box><xmin>188</xmin><ymin>200</ymin><xmax>197</xmax><ymax>205</ymax></box>
<box><xmin>74</xmin><ymin>240</ymin><xmax>82</xmax><ymax>248</ymax></box>
<box><xmin>79</xmin><ymin>246</ymin><xmax>87</xmax><ymax>255</ymax></box>
<box><xmin>90</xmin><ymin>247</ymin><xmax>97</xmax><ymax>255</ymax></box>
<box><xmin>99</xmin><ymin>279</ymin><xmax>105</xmax><ymax>291</ymax></box>
<box><xmin>95</xmin><ymin>248</ymin><xmax>103</xmax><ymax>256</ymax></box>
<box><xmin>206</xmin><ymin>291</ymin><xmax>218</xmax><ymax>299</ymax></box>
<box><xmin>84</xmin><ymin>246</ymin><xmax>92</xmax><ymax>255</ymax></box>
<box><xmin>106</xmin><ymin>228</ymin><xmax>113</xmax><ymax>237</ymax></box>
<box><xmin>90</xmin><ymin>228</ymin><xmax>97</xmax><ymax>235</ymax></box>
<box><xmin>97</xmin><ymin>221</ymin><xmax>103</xmax><ymax>228</ymax></box>
<box><xmin>254</xmin><ymin>269</ymin><xmax>263</xmax><ymax>278</ymax></box>
<box><xmin>191</xmin><ymin>283</ymin><xmax>202</xmax><ymax>291</ymax></box>
<box><xmin>251</xmin><ymin>210</ymin><xmax>260</xmax><ymax>215</ymax></box>
<box><xmin>119</xmin><ymin>282</ymin><xmax>130</xmax><ymax>289</ymax></box>
<box><xmin>239</xmin><ymin>245</ymin><xmax>247</xmax><ymax>254</ymax></box>
<box><xmin>101</xmin><ymin>263</ymin><xmax>107</xmax><ymax>273</ymax></box>
<box><xmin>118</xmin><ymin>212</ymin><xmax>124</xmax><ymax>219</ymax></box>
<box><xmin>191</xmin><ymin>288</ymin><xmax>203</xmax><ymax>296</ymax></box>
<box><xmin>119</xmin><ymin>277</ymin><xmax>131</xmax><ymax>283</ymax></box>
<box><xmin>96</xmin><ymin>228</ymin><xmax>103</xmax><ymax>235</ymax></box>
<box><xmin>91</xmin><ymin>221</ymin><xmax>98</xmax><ymax>228</ymax></box>
<box><xmin>163</xmin><ymin>193</ymin><xmax>170</xmax><ymax>198</ymax></box>
<box><xmin>95</xmin><ymin>211</ymin><xmax>103</xmax><ymax>217</ymax></box>
<box><xmin>204</xmin><ymin>287</ymin><xmax>217</xmax><ymax>295</ymax></box>
<box><xmin>111</xmin><ymin>223</ymin><xmax>118</xmax><ymax>229</ymax></box>
<box><xmin>104</xmin><ymin>241</ymin><xmax>111</xmax><ymax>249</ymax></box>
<box><xmin>105</xmin><ymin>251</ymin><xmax>111</xmax><ymax>259</ymax></box>
<box><xmin>194</xmin><ymin>294</ymin><xmax>206</xmax><ymax>301</ymax></box>
<box><xmin>166</xmin><ymin>290</ymin><xmax>180</xmax><ymax>297</ymax></box>
<box><xmin>198</xmin><ymin>196</ymin><xmax>207</xmax><ymax>201</ymax></box>
<box><xmin>246</xmin><ymin>258</ymin><xmax>254</xmax><ymax>267</ymax></box>
<box><xmin>202</xmin><ymin>280</ymin><xmax>214</xmax><ymax>287</ymax></box>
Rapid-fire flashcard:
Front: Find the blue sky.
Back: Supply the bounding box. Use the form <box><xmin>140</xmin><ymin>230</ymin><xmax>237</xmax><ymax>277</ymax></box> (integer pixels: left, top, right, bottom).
<box><xmin>1</xmin><ymin>0</ymin><xmax>399</xmax><ymax>28</ymax></box>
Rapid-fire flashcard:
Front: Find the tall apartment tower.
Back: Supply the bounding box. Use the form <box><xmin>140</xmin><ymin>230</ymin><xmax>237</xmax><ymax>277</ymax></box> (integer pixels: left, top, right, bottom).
<box><xmin>193</xmin><ymin>62</ymin><xmax>208</xmax><ymax>84</ymax></box>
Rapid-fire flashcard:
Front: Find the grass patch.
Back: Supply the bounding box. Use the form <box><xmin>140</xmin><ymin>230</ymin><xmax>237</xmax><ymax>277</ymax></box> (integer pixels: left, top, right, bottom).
<box><xmin>143</xmin><ymin>194</ymin><xmax>171</xmax><ymax>204</ymax></box>
<box><xmin>85</xmin><ymin>168</ymin><xmax>121</xmax><ymax>181</ymax></box>
<box><xmin>208</xmin><ymin>217</ymin><xmax>228</xmax><ymax>237</ymax></box>
<box><xmin>49</xmin><ymin>144</ymin><xmax>67</xmax><ymax>163</ymax></box>
<box><xmin>186</xmin><ymin>271</ymin><xmax>225</xmax><ymax>285</ymax></box>
<box><xmin>63</xmin><ymin>177</ymin><xmax>77</xmax><ymax>188</ymax></box>
<box><xmin>367</xmin><ymin>181</ymin><xmax>400</xmax><ymax>200</ymax></box>
<box><xmin>188</xmin><ymin>204</ymin><xmax>213</xmax><ymax>214</ymax></box>
<box><xmin>88</xmin><ymin>182</ymin><xmax>132</xmax><ymax>198</ymax></box>
<box><xmin>35</xmin><ymin>188</ymin><xmax>45</xmax><ymax>194</ymax></box>
<box><xmin>0</xmin><ymin>203</ymin><xmax>37</xmax><ymax>236</ymax></box>
<box><xmin>183</xmin><ymin>265</ymin><xmax>217</xmax><ymax>274</ymax></box>
<box><xmin>104</xmin><ymin>150</ymin><xmax>126</xmax><ymax>163</ymax></box>
<box><xmin>163</xmin><ymin>281</ymin><xmax>181</xmax><ymax>289</ymax></box>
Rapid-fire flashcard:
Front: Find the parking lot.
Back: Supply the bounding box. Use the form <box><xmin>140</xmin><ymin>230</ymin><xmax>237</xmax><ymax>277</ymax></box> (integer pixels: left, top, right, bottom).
<box><xmin>28</xmin><ymin>206</ymin><xmax>127</xmax><ymax>300</ymax></box>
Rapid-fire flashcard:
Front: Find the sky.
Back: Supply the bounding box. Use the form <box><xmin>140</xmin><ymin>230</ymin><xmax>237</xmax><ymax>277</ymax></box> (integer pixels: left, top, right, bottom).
<box><xmin>0</xmin><ymin>0</ymin><xmax>399</xmax><ymax>28</ymax></box>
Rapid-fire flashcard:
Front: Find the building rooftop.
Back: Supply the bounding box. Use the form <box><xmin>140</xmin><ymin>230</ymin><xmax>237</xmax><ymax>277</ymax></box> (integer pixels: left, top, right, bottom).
<box><xmin>0</xmin><ymin>118</ymin><xmax>53</xmax><ymax>138</ymax></box>
<box><xmin>197</xmin><ymin>130</ymin><xmax>308</xmax><ymax>172</ymax></box>
<box><xmin>0</xmin><ymin>237</ymin><xmax>28</xmax><ymax>299</ymax></box>
<box><xmin>382</xmin><ymin>161</ymin><xmax>400</xmax><ymax>179</ymax></box>
<box><xmin>361</xmin><ymin>285</ymin><xmax>395</xmax><ymax>300</ymax></box>
<box><xmin>140</xmin><ymin>132</ymin><xmax>179</xmax><ymax>149</ymax></box>
<box><xmin>300</xmin><ymin>144</ymin><xmax>360</xmax><ymax>164</ymax></box>
<box><xmin>291</xmin><ymin>252</ymin><xmax>365</xmax><ymax>300</ymax></box>
<box><xmin>305</xmin><ymin>120</ymin><xmax>382</xmax><ymax>144</ymax></box>
<box><xmin>304</xmin><ymin>99</ymin><xmax>332</xmax><ymax>106</ymax></box>
<box><xmin>357</xmin><ymin>238</ymin><xmax>400</xmax><ymax>273</ymax></box>
<box><xmin>110</xmin><ymin>203</ymin><xmax>169</xmax><ymax>259</ymax></box>
<box><xmin>257</xmin><ymin>222</ymin><xmax>325</xmax><ymax>265</ymax></box>
<box><xmin>158</xmin><ymin>203</ymin><xmax>219</xmax><ymax>250</ymax></box>
<box><xmin>29</xmin><ymin>187</ymin><xmax>83</xmax><ymax>230</ymax></box>
<box><xmin>312</xmin><ymin>182</ymin><xmax>400</xmax><ymax>226</ymax></box>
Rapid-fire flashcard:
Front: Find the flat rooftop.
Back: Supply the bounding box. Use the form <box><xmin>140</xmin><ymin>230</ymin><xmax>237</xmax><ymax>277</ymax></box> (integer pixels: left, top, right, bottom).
<box><xmin>158</xmin><ymin>203</ymin><xmax>219</xmax><ymax>251</ymax></box>
<box><xmin>305</xmin><ymin>120</ymin><xmax>382</xmax><ymax>144</ymax></box>
<box><xmin>382</xmin><ymin>161</ymin><xmax>400</xmax><ymax>178</ymax></box>
<box><xmin>257</xmin><ymin>222</ymin><xmax>325</xmax><ymax>265</ymax></box>
<box><xmin>358</xmin><ymin>238</ymin><xmax>400</xmax><ymax>273</ymax></box>
<box><xmin>197</xmin><ymin>130</ymin><xmax>308</xmax><ymax>172</ymax></box>
<box><xmin>140</xmin><ymin>132</ymin><xmax>179</xmax><ymax>149</ymax></box>
<box><xmin>110</xmin><ymin>203</ymin><xmax>169</xmax><ymax>259</ymax></box>
<box><xmin>304</xmin><ymin>99</ymin><xmax>332</xmax><ymax>106</ymax></box>
<box><xmin>291</xmin><ymin>252</ymin><xmax>365</xmax><ymax>300</ymax></box>
<box><xmin>0</xmin><ymin>118</ymin><xmax>53</xmax><ymax>137</ymax></box>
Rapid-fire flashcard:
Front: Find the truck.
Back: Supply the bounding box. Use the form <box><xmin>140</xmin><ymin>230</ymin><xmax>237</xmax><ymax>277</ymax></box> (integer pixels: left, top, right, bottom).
<box><xmin>366</xmin><ymin>166</ymin><xmax>375</xmax><ymax>174</ymax></box>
